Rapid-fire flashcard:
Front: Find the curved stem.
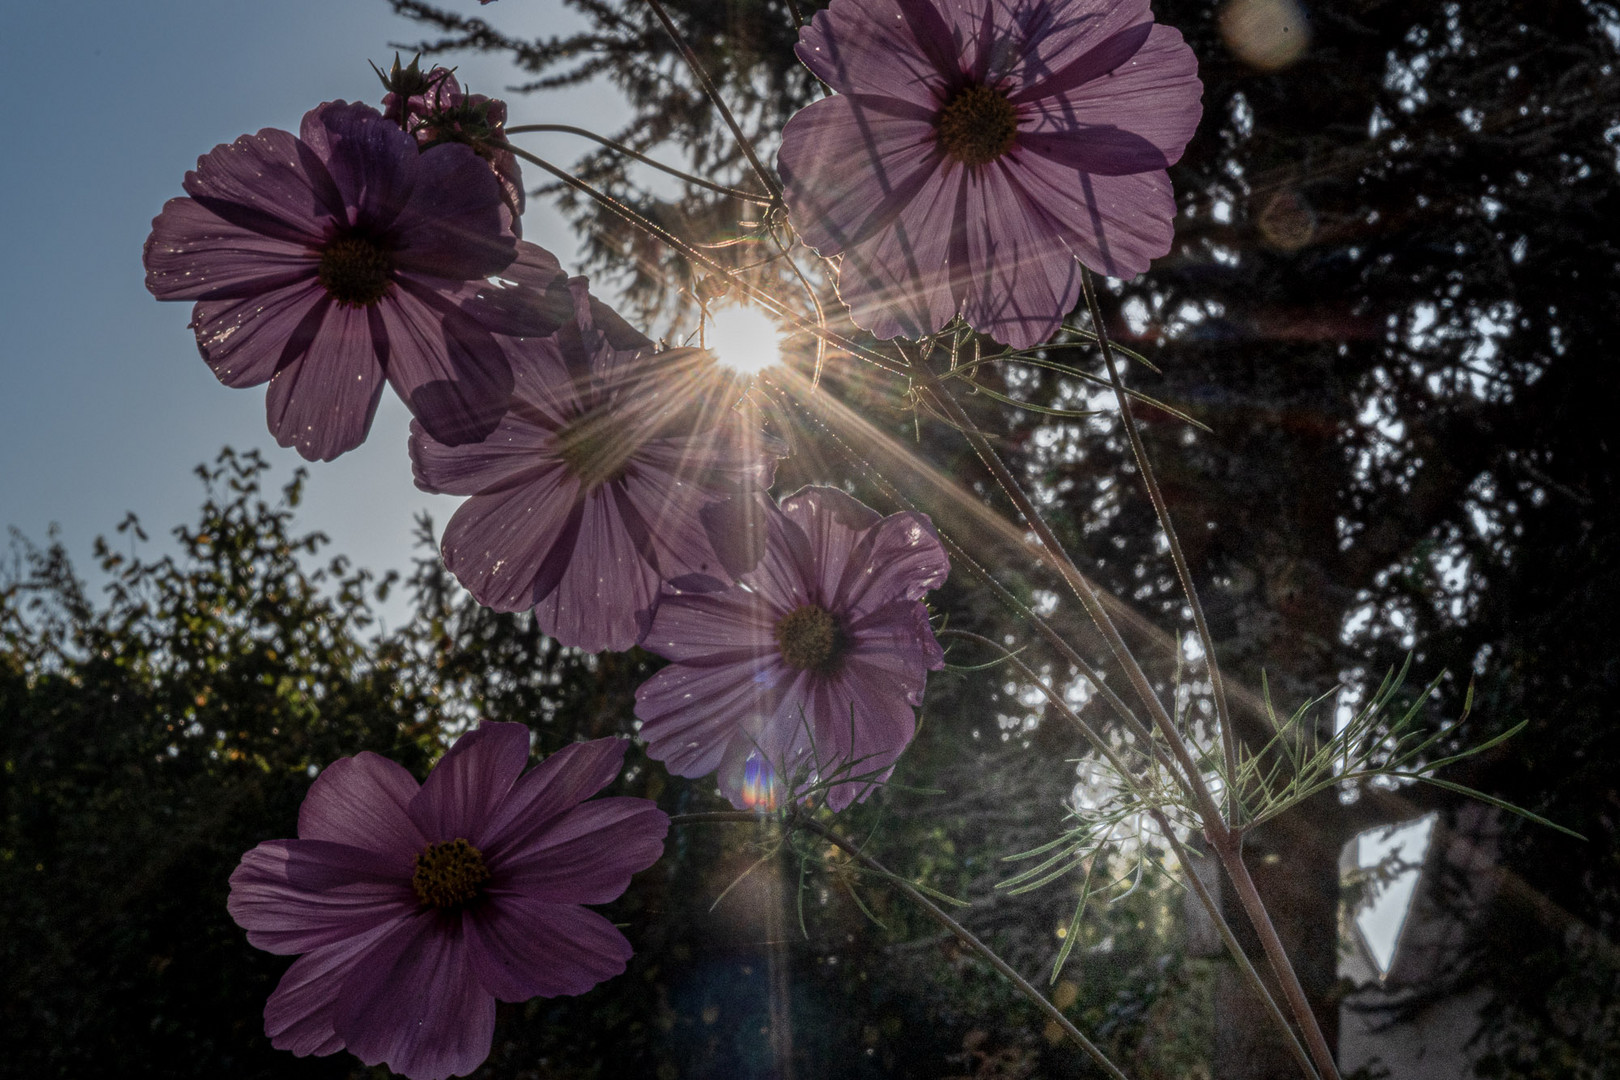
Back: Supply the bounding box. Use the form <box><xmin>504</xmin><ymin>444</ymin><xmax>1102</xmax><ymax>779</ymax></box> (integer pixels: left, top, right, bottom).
<box><xmin>505</xmin><ymin>124</ymin><xmax>773</xmax><ymax>204</ymax></box>
<box><xmin>910</xmin><ymin>361</ymin><xmax>1228</xmax><ymax>830</ymax></box>
<box><xmin>912</xmin><ymin>359</ymin><xmax>1341</xmax><ymax>1080</ymax></box>
<box><xmin>937</xmin><ymin>632</ymin><xmax>1319</xmax><ymax>1080</ymax></box>
<box><xmin>1081</xmin><ymin>269</ymin><xmax>1239</xmax><ymax>824</ymax></box>
<box><xmin>670</xmin><ymin>811</ymin><xmax>1132</xmax><ymax>1080</ymax></box>
<box><xmin>643</xmin><ymin>0</ymin><xmax>784</xmax><ymax>203</ymax></box>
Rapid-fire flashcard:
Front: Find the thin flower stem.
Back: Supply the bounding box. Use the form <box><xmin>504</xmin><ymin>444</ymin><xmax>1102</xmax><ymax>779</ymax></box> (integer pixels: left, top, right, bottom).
<box><xmin>501</xmin><ymin>143</ymin><xmax>907</xmax><ymax>378</ymax></box>
<box><xmin>1077</xmin><ymin>272</ymin><xmax>1340</xmax><ymax>1080</ymax></box>
<box><xmin>668</xmin><ymin>811</ymin><xmax>1131</xmax><ymax>1079</ymax></box>
<box><xmin>643</xmin><ymin>0</ymin><xmax>784</xmax><ymax>203</ymax></box>
<box><xmin>1158</xmin><ymin>822</ymin><xmax>1322</xmax><ymax>1080</ymax></box>
<box><xmin>940</xmin><ymin>632</ymin><xmax>1319</xmax><ymax>1080</ymax></box>
<box><xmin>1080</xmin><ymin>269</ymin><xmax>1239</xmax><ymax>825</ymax></box>
<box><xmin>504</xmin><ymin>124</ymin><xmax>773</xmax><ymax>204</ymax></box>
<box><xmin>1211</xmin><ymin>828</ymin><xmax>1343</xmax><ymax>1080</ymax></box>
<box><xmin>910</xmin><ymin>362</ymin><xmax>1227</xmax><ymax>830</ymax></box>
<box><xmin>937</xmin><ymin>628</ymin><xmax>1191</xmax><ymax>801</ymax></box>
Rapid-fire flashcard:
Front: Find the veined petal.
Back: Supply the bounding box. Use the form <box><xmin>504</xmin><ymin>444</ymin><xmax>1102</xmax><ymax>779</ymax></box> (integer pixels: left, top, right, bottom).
<box><xmin>264</xmin><ymin>920</ymin><xmax>401</xmax><ymax>1058</ymax></box>
<box><xmin>464</xmin><ymin>895</ymin><xmax>633</xmax><ymax>1002</ymax></box>
<box><xmin>958</xmin><ymin>160</ymin><xmax>1082</xmax><ymax>348</ymax></box>
<box><xmin>190</xmin><ymin>278</ymin><xmax>326</xmax><ymax>389</ymax></box>
<box><xmin>795</xmin><ymin>0</ymin><xmax>959</xmax><ymax>102</ymax></box>
<box><xmin>145</xmin><ymin>197</ymin><xmax>317</xmax><ymax>302</ymax></box>
<box><xmin>263</xmin><ymin>300</ymin><xmax>387</xmax><ymax>461</ymax></box>
<box><xmin>298</xmin><ymin>100</ymin><xmax>419</xmax><ymax>233</ymax></box>
<box><xmin>534</xmin><ymin>487</ymin><xmax>662</xmax><ymax>652</ymax></box>
<box><xmin>493</xmin><ymin>797</ymin><xmax>669</xmax><ymax>902</ymax></box>
<box><xmin>380</xmin><ymin>278</ymin><xmax>513</xmax><ymax>448</ymax></box>
<box><xmin>333</xmin><ymin>911</ymin><xmax>496</xmax><ymax>1080</ymax></box>
<box><xmin>392</xmin><ymin>140</ymin><xmax>516</xmax><ymax>280</ymax></box>
<box><xmin>409</xmin><ymin>721</ymin><xmax>532</xmax><ymax>845</ymax></box>
<box><xmin>481</xmin><ymin>739</ymin><xmax>630</xmax><ymax>861</ymax></box>
<box><xmin>779</xmin><ymin>93</ymin><xmax>942</xmax><ymax>258</ymax></box>
<box><xmin>227</xmin><ymin>839</ymin><xmax>415</xmax><ymax>955</ymax></box>
<box><xmin>297</xmin><ymin>752</ymin><xmax>426</xmax><ymax>859</ymax></box>
<box><xmin>438</xmin><ymin>466</ymin><xmax>583</xmax><ymax>612</ymax></box>
<box><xmin>179</xmin><ymin>125</ymin><xmax>341</xmax><ymax>245</ymax></box>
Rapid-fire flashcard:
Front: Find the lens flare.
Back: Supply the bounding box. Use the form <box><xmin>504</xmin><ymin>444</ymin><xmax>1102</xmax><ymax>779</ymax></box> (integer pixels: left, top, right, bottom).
<box><xmin>741</xmin><ymin>751</ymin><xmax>780</xmax><ymax>812</ymax></box>
<box><xmin>705</xmin><ymin>304</ymin><xmax>784</xmax><ymax>376</ymax></box>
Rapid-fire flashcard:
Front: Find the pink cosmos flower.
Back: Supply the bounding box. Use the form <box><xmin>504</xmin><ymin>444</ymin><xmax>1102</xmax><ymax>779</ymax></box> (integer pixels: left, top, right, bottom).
<box><xmin>635</xmin><ymin>487</ymin><xmax>950</xmax><ymax>811</ymax></box>
<box><xmin>411</xmin><ymin>279</ymin><xmax>781</xmax><ymax>653</ymax></box>
<box><xmin>228</xmin><ymin>724</ymin><xmax>667</xmax><ymax>1080</ymax></box>
<box><xmin>777</xmin><ymin>0</ymin><xmax>1203</xmax><ymax>349</ymax></box>
<box><xmin>144</xmin><ymin>100</ymin><xmax>522</xmax><ymax>461</ymax></box>
<box><xmin>384</xmin><ymin>66</ymin><xmax>526</xmax><ymax>235</ymax></box>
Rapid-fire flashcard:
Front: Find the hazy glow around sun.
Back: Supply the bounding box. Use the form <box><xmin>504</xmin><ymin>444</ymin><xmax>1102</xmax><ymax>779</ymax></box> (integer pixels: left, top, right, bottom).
<box><xmin>705</xmin><ymin>305</ymin><xmax>784</xmax><ymax>375</ymax></box>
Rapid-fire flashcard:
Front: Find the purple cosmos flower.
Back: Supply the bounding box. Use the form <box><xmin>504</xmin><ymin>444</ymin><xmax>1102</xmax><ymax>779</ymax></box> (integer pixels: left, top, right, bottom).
<box><xmin>144</xmin><ymin>100</ymin><xmax>524</xmax><ymax>461</ymax></box>
<box><xmin>411</xmin><ymin>280</ymin><xmax>781</xmax><ymax>653</ymax></box>
<box><xmin>228</xmin><ymin>724</ymin><xmax>667</xmax><ymax>1080</ymax></box>
<box><xmin>384</xmin><ymin>66</ymin><xmax>526</xmax><ymax>235</ymax></box>
<box><xmin>777</xmin><ymin>0</ymin><xmax>1203</xmax><ymax>349</ymax></box>
<box><xmin>635</xmin><ymin>486</ymin><xmax>950</xmax><ymax>811</ymax></box>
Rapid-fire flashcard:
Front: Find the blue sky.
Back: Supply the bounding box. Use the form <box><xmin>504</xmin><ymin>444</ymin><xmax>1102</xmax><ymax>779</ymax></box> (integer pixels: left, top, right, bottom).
<box><xmin>0</xmin><ymin>0</ymin><xmax>628</xmax><ymax>626</ymax></box>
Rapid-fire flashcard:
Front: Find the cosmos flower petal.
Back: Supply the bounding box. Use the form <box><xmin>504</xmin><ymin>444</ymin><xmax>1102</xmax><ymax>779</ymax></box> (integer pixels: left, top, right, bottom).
<box><xmin>779</xmin><ymin>486</ymin><xmax>883</xmax><ymax>591</ymax></box>
<box><xmin>409</xmin><ymin>721</ymin><xmax>532</xmax><ymax>845</ymax></box>
<box><xmin>297</xmin><ymin>751</ymin><xmax>426</xmax><ymax>858</ymax></box>
<box><xmin>795</xmin><ymin>0</ymin><xmax>958</xmax><ymax>102</ymax></box>
<box><xmin>439</xmin><ymin>467</ymin><xmax>583</xmax><ymax>611</ymax></box>
<box><xmin>999</xmin><ymin>1</ymin><xmax>1156</xmax><ymax>100</ymax></box>
<box><xmin>637</xmin><ymin>653</ymin><xmax>793</xmax><ymax>778</ymax></box>
<box><xmin>481</xmin><ymin>738</ymin><xmax>630</xmax><ymax>859</ymax></box>
<box><xmin>190</xmin><ymin>278</ymin><xmax>327</xmax><ymax>389</ymax></box>
<box><xmin>227</xmin><ymin>839</ymin><xmax>416</xmax><ymax>955</ymax></box>
<box><xmin>145</xmin><ymin>197</ymin><xmax>317</xmax><ymax>302</ymax></box>
<box><xmin>263</xmin><ymin>300</ymin><xmax>387</xmax><ymax>461</ymax></box>
<box><xmin>298</xmin><ymin>100</ymin><xmax>420</xmax><ymax>232</ymax></box>
<box><xmin>495</xmin><ymin>797</ymin><xmax>670</xmax><ymax>902</ymax></box>
<box><xmin>265</xmin><ymin>920</ymin><xmax>400</xmax><ymax>1058</ymax></box>
<box><xmin>778</xmin><ymin>93</ymin><xmax>943</xmax><ymax>258</ymax></box>
<box><xmin>959</xmin><ymin>162</ymin><xmax>1082</xmax><ymax>349</ymax></box>
<box><xmin>1012</xmin><ymin>150</ymin><xmax>1175</xmax><ymax>279</ymax></box>
<box><xmin>380</xmin><ymin>278</ymin><xmax>513</xmax><ymax>447</ymax></box>
<box><xmin>178</xmin><ymin>125</ymin><xmax>341</xmax><ymax>246</ymax></box>
<box><xmin>820</xmin><ymin>661</ymin><xmax>921</xmax><ymax>810</ymax></box>
<box><xmin>835</xmin><ymin>509</ymin><xmax>951</xmax><ymax>615</ymax></box>
<box><xmin>634</xmin><ymin>583</ymin><xmax>777</xmax><ymax>663</ymax></box>
<box><xmin>535</xmin><ymin>488</ymin><xmax>663</xmax><ymax>652</ymax></box>
<box><xmin>848</xmin><ymin>599</ymin><xmax>946</xmax><ymax>700</ymax></box>
<box><xmin>334</xmin><ymin>912</ymin><xmax>496</xmax><ymax>1080</ymax></box>
<box><xmin>464</xmin><ymin>895</ymin><xmax>633</xmax><ymax>1002</ymax></box>
<box><xmin>391</xmin><ymin>141</ymin><xmax>517</xmax><ymax>280</ymax></box>
<box><xmin>831</xmin><ymin>159</ymin><xmax>972</xmax><ymax>341</ymax></box>
<box><xmin>1030</xmin><ymin>22</ymin><xmax>1203</xmax><ymax>164</ymax></box>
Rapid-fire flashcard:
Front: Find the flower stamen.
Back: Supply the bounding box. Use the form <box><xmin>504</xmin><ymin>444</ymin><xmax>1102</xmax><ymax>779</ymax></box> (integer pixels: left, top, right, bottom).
<box><xmin>937</xmin><ymin>84</ymin><xmax>1019</xmax><ymax>167</ymax></box>
<box><xmin>412</xmin><ymin>838</ymin><xmax>491</xmax><ymax>909</ymax></box>
<box><xmin>317</xmin><ymin>235</ymin><xmax>395</xmax><ymax>307</ymax></box>
<box><xmin>774</xmin><ymin>604</ymin><xmax>847</xmax><ymax>673</ymax></box>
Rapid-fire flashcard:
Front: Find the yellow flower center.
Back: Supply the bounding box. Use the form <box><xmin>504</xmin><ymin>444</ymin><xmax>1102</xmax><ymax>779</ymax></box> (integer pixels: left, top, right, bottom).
<box><xmin>937</xmin><ymin>84</ymin><xmax>1020</xmax><ymax>167</ymax></box>
<box><xmin>412</xmin><ymin>838</ymin><xmax>491</xmax><ymax>909</ymax></box>
<box><xmin>317</xmin><ymin>235</ymin><xmax>395</xmax><ymax>307</ymax></box>
<box><xmin>774</xmin><ymin>604</ymin><xmax>846</xmax><ymax>673</ymax></box>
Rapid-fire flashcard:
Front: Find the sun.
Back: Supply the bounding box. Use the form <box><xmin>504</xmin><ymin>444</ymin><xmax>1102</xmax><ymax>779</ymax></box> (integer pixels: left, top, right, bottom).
<box><xmin>704</xmin><ymin>304</ymin><xmax>785</xmax><ymax>376</ymax></box>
